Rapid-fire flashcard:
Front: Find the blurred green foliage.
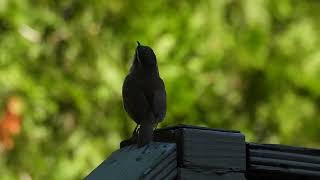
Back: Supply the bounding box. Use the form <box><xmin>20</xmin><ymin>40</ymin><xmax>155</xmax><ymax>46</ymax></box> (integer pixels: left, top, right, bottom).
<box><xmin>0</xmin><ymin>0</ymin><xmax>319</xmax><ymax>179</ymax></box>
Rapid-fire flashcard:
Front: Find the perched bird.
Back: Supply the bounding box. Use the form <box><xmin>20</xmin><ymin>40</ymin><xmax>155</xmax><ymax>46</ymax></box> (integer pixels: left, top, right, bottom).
<box><xmin>122</xmin><ymin>41</ymin><xmax>166</xmax><ymax>147</ymax></box>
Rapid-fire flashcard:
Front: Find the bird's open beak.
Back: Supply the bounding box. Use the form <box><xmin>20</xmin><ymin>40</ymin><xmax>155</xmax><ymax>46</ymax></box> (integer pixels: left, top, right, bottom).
<box><xmin>136</xmin><ymin>48</ymin><xmax>141</xmax><ymax>63</ymax></box>
<box><xmin>136</xmin><ymin>41</ymin><xmax>141</xmax><ymax>63</ymax></box>
<box><xmin>136</xmin><ymin>41</ymin><xmax>141</xmax><ymax>64</ymax></box>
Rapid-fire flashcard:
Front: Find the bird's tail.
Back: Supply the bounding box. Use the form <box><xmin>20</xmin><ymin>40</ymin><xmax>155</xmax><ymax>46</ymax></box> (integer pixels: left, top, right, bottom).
<box><xmin>137</xmin><ymin>120</ymin><xmax>154</xmax><ymax>148</ymax></box>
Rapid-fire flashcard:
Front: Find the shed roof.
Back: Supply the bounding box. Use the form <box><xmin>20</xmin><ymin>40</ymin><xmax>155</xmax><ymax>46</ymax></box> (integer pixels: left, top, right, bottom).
<box><xmin>86</xmin><ymin>124</ymin><xmax>320</xmax><ymax>180</ymax></box>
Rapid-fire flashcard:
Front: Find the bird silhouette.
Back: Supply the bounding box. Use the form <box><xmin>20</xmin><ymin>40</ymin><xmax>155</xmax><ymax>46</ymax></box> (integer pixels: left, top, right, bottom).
<box><xmin>122</xmin><ymin>41</ymin><xmax>166</xmax><ymax>147</ymax></box>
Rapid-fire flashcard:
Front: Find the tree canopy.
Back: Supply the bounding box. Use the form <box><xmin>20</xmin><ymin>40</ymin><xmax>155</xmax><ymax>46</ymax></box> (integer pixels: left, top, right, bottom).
<box><xmin>0</xmin><ymin>0</ymin><xmax>319</xmax><ymax>179</ymax></box>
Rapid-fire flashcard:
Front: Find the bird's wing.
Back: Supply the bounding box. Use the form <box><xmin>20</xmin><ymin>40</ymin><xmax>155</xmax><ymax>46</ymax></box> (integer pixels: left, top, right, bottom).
<box><xmin>151</xmin><ymin>78</ymin><xmax>166</xmax><ymax>122</ymax></box>
<box><xmin>122</xmin><ymin>75</ymin><xmax>151</xmax><ymax>124</ymax></box>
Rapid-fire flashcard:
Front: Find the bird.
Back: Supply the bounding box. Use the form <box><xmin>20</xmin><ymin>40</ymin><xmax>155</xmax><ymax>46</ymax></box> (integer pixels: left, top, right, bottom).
<box><xmin>122</xmin><ymin>41</ymin><xmax>166</xmax><ymax>148</ymax></box>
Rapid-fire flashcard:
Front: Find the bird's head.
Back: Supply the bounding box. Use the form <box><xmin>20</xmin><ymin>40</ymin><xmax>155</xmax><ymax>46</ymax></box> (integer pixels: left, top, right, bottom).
<box><xmin>135</xmin><ymin>41</ymin><xmax>157</xmax><ymax>67</ymax></box>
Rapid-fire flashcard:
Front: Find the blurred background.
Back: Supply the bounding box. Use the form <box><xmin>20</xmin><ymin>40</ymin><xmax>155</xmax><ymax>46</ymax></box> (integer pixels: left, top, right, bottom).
<box><xmin>0</xmin><ymin>0</ymin><xmax>319</xmax><ymax>179</ymax></box>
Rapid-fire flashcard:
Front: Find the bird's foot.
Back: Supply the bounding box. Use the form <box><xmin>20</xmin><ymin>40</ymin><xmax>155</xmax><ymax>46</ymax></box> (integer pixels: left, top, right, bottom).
<box><xmin>141</xmin><ymin>143</ymin><xmax>151</xmax><ymax>154</ymax></box>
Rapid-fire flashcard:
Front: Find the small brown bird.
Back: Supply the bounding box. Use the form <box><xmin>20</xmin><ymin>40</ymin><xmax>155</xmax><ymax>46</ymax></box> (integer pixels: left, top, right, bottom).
<box><xmin>122</xmin><ymin>41</ymin><xmax>166</xmax><ymax>147</ymax></box>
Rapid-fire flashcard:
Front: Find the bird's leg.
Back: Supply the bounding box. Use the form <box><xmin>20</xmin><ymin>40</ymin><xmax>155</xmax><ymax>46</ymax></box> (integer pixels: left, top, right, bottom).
<box><xmin>142</xmin><ymin>144</ymin><xmax>150</xmax><ymax>153</ymax></box>
<box><xmin>153</xmin><ymin>123</ymin><xmax>158</xmax><ymax>130</ymax></box>
<box><xmin>128</xmin><ymin>125</ymin><xmax>139</xmax><ymax>147</ymax></box>
<box><xmin>132</xmin><ymin>124</ymin><xmax>139</xmax><ymax>136</ymax></box>
<box><xmin>152</xmin><ymin>123</ymin><xmax>159</xmax><ymax>144</ymax></box>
